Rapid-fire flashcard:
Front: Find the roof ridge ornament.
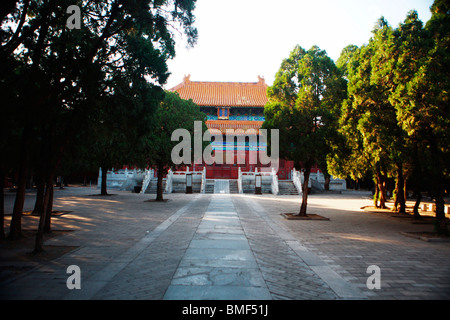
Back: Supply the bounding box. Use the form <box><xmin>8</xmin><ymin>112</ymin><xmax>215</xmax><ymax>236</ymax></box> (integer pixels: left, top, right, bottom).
<box><xmin>257</xmin><ymin>75</ymin><xmax>265</xmax><ymax>85</ymax></box>
<box><xmin>184</xmin><ymin>74</ymin><xmax>191</xmax><ymax>83</ymax></box>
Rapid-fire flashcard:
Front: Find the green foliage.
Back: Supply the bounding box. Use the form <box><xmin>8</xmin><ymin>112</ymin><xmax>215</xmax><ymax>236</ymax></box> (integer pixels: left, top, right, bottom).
<box><xmin>327</xmin><ymin>0</ymin><xmax>449</xmax><ymax>229</ymax></box>
<box><xmin>1</xmin><ymin>0</ymin><xmax>199</xmax><ymax>171</ymax></box>
<box><xmin>140</xmin><ymin>91</ymin><xmax>207</xmax><ymax>169</ymax></box>
<box><xmin>263</xmin><ymin>45</ymin><xmax>345</xmax><ymax>215</ymax></box>
<box><xmin>1</xmin><ymin>0</ymin><xmax>199</xmax><ymax>175</ymax></box>
<box><xmin>264</xmin><ymin>45</ymin><xmax>345</xmax><ymax>169</ymax></box>
<box><xmin>0</xmin><ymin>0</ymin><xmax>199</xmax><ymax>240</ymax></box>
<box><xmin>139</xmin><ymin>91</ymin><xmax>207</xmax><ymax>200</ymax></box>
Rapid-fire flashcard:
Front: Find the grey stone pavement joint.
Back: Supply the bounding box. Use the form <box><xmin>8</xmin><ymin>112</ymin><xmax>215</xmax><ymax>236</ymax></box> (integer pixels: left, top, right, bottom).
<box><xmin>64</xmin><ymin>194</ymin><xmax>201</xmax><ymax>300</ymax></box>
<box><xmin>239</xmin><ymin>196</ymin><xmax>366</xmax><ymax>300</ymax></box>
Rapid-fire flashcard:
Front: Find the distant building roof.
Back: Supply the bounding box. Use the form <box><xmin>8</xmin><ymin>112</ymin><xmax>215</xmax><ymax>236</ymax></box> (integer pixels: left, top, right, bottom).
<box><xmin>169</xmin><ymin>75</ymin><xmax>268</xmax><ymax>107</ymax></box>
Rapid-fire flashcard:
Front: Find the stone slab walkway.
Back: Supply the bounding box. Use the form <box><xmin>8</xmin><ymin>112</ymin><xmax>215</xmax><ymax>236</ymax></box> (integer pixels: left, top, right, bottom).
<box><xmin>164</xmin><ymin>194</ymin><xmax>271</xmax><ymax>300</ymax></box>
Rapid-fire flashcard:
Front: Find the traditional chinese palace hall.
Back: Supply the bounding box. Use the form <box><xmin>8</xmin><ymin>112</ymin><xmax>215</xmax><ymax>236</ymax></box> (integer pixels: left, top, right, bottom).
<box><xmin>170</xmin><ymin>75</ymin><xmax>295</xmax><ymax>180</ymax></box>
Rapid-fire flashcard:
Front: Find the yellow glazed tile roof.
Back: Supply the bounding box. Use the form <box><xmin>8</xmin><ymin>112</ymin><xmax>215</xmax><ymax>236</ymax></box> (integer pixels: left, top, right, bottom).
<box><xmin>169</xmin><ymin>75</ymin><xmax>268</xmax><ymax>107</ymax></box>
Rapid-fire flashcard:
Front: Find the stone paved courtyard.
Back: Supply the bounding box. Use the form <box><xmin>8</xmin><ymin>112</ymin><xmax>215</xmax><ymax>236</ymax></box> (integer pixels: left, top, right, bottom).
<box><xmin>1</xmin><ymin>186</ymin><xmax>449</xmax><ymax>301</ymax></box>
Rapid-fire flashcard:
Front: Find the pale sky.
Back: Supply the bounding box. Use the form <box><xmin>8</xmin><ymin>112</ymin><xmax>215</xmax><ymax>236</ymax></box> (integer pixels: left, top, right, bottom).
<box><xmin>164</xmin><ymin>0</ymin><xmax>434</xmax><ymax>89</ymax></box>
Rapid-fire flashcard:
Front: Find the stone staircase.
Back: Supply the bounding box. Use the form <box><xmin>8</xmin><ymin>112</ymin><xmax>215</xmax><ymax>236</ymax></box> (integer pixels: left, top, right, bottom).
<box><xmin>242</xmin><ymin>180</ymin><xmax>272</xmax><ymax>194</ymax></box>
<box><xmin>242</xmin><ymin>181</ymin><xmax>255</xmax><ymax>194</ymax></box>
<box><xmin>278</xmin><ymin>180</ymin><xmax>299</xmax><ymax>195</ymax></box>
<box><xmin>171</xmin><ymin>180</ymin><xmax>201</xmax><ymax>193</ymax></box>
<box><xmin>262</xmin><ymin>181</ymin><xmax>272</xmax><ymax>194</ymax></box>
<box><xmin>145</xmin><ymin>178</ymin><xmax>166</xmax><ymax>194</ymax></box>
<box><xmin>229</xmin><ymin>180</ymin><xmax>239</xmax><ymax>194</ymax></box>
<box><xmin>171</xmin><ymin>180</ymin><xmax>185</xmax><ymax>193</ymax></box>
<box><xmin>204</xmin><ymin>179</ymin><xmax>215</xmax><ymax>194</ymax></box>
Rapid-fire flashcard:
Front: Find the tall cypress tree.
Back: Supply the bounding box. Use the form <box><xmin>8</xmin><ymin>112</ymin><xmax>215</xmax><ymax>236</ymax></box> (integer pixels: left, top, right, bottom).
<box><xmin>263</xmin><ymin>45</ymin><xmax>346</xmax><ymax>216</ymax></box>
<box><xmin>1</xmin><ymin>0</ymin><xmax>199</xmax><ymax>250</ymax></box>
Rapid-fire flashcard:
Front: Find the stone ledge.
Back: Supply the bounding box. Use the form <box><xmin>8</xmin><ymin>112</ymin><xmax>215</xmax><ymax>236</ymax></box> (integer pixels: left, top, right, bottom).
<box><xmin>399</xmin><ymin>231</ymin><xmax>450</xmax><ymax>242</ymax></box>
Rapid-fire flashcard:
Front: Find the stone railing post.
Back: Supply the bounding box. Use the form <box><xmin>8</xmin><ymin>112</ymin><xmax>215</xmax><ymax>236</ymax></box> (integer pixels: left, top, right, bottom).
<box><xmin>201</xmin><ymin>167</ymin><xmax>206</xmax><ymax>194</ymax></box>
<box><xmin>165</xmin><ymin>169</ymin><xmax>173</xmax><ymax>194</ymax></box>
<box><xmin>292</xmin><ymin>168</ymin><xmax>303</xmax><ymax>195</ymax></box>
<box><xmin>238</xmin><ymin>167</ymin><xmax>243</xmax><ymax>194</ymax></box>
<box><xmin>271</xmin><ymin>167</ymin><xmax>279</xmax><ymax>195</ymax></box>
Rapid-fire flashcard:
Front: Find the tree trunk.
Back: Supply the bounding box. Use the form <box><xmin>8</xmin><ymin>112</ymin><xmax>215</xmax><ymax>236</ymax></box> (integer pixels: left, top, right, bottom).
<box><xmin>379</xmin><ymin>182</ymin><xmax>387</xmax><ymax>209</ymax></box>
<box><xmin>432</xmin><ymin>172</ymin><xmax>448</xmax><ymax>235</ymax></box>
<box><xmin>413</xmin><ymin>191</ymin><xmax>422</xmax><ymax>220</ymax></box>
<box><xmin>32</xmin><ymin>172</ymin><xmax>45</xmax><ymax>214</ymax></box>
<box><xmin>9</xmin><ymin>165</ymin><xmax>27</xmax><ymax>240</ymax></box>
<box><xmin>33</xmin><ymin>120</ymin><xmax>66</xmax><ymax>252</ymax></box>
<box><xmin>393</xmin><ymin>179</ymin><xmax>399</xmax><ymax>210</ymax></box>
<box><xmin>324</xmin><ymin>175</ymin><xmax>330</xmax><ymax>191</ymax></box>
<box><xmin>429</xmin><ymin>138</ymin><xmax>447</xmax><ymax>235</ymax></box>
<box><xmin>0</xmin><ymin>171</ymin><xmax>5</xmax><ymax>239</ymax></box>
<box><xmin>375</xmin><ymin>168</ymin><xmax>388</xmax><ymax>209</ymax></box>
<box><xmin>404</xmin><ymin>178</ymin><xmax>408</xmax><ymax>205</ymax></box>
<box><xmin>377</xmin><ymin>170</ymin><xmax>388</xmax><ymax>209</ymax></box>
<box><xmin>101</xmin><ymin>167</ymin><xmax>108</xmax><ymax>195</ymax></box>
<box><xmin>9</xmin><ymin>126</ymin><xmax>32</xmax><ymax>240</ymax></box>
<box><xmin>298</xmin><ymin>164</ymin><xmax>312</xmax><ymax>217</ymax></box>
<box><xmin>374</xmin><ymin>179</ymin><xmax>379</xmax><ymax>208</ymax></box>
<box><xmin>33</xmin><ymin>172</ymin><xmax>54</xmax><ymax>253</ymax></box>
<box><xmin>411</xmin><ymin>142</ymin><xmax>422</xmax><ymax>220</ymax></box>
<box><xmin>394</xmin><ymin>163</ymin><xmax>406</xmax><ymax>214</ymax></box>
<box><xmin>44</xmin><ymin>180</ymin><xmax>53</xmax><ymax>233</ymax></box>
<box><xmin>156</xmin><ymin>164</ymin><xmax>164</xmax><ymax>201</ymax></box>
<box><xmin>435</xmin><ymin>195</ymin><xmax>447</xmax><ymax>235</ymax></box>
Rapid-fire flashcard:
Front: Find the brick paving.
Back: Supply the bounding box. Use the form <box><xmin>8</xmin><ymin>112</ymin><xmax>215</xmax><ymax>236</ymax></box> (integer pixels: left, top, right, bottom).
<box><xmin>248</xmin><ymin>193</ymin><xmax>450</xmax><ymax>300</ymax></box>
<box><xmin>233</xmin><ymin>195</ymin><xmax>340</xmax><ymax>300</ymax></box>
<box><xmin>91</xmin><ymin>194</ymin><xmax>209</xmax><ymax>300</ymax></box>
<box><xmin>1</xmin><ymin>187</ymin><xmax>449</xmax><ymax>300</ymax></box>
